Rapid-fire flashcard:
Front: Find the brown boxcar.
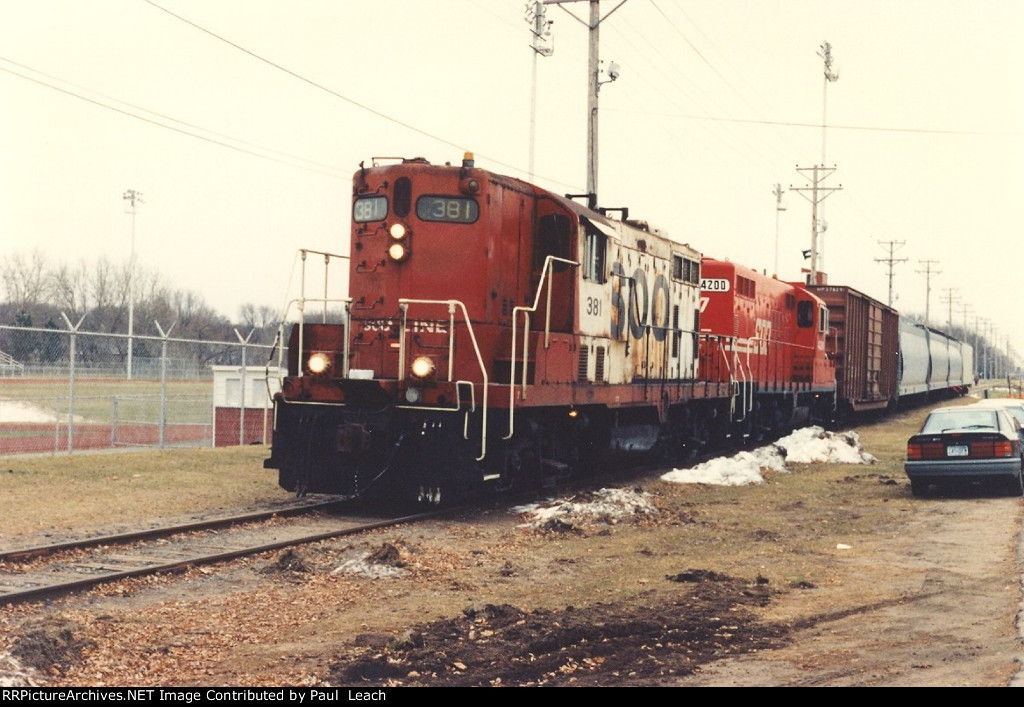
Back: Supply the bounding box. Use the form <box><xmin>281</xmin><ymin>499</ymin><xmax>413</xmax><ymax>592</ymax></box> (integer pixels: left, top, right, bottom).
<box><xmin>809</xmin><ymin>285</ymin><xmax>899</xmax><ymax>414</ymax></box>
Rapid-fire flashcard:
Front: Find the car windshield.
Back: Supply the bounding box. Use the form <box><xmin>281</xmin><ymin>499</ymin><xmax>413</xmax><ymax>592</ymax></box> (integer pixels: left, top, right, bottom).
<box><xmin>921</xmin><ymin>409</ymin><xmax>1000</xmax><ymax>434</ymax></box>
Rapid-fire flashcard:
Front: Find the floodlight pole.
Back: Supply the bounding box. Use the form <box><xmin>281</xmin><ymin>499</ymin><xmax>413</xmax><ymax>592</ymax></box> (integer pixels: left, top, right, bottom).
<box><xmin>526</xmin><ymin>1</ymin><xmax>554</xmax><ymax>183</ymax></box>
<box><xmin>772</xmin><ymin>183</ymin><xmax>786</xmax><ymax>277</ymax></box>
<box><xmin>815</xmin><ymin>42</ymin><xmax>839</xmax><ymax>274</ymax></box>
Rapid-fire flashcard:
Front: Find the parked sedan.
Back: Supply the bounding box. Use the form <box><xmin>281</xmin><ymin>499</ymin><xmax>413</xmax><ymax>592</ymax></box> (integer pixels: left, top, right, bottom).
<box><xmin>905</xmin><ymin>406</ymin><xmax>1024</xmax><ymax>497</ymax></box>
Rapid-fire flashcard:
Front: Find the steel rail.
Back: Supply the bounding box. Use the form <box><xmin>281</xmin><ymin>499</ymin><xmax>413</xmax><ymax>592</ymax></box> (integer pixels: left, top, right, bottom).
<box><xmin>0</xmin><ymin>508</ymin><xmax>450</xmax><ymax>606</ymax></box>
<box><xmin>0</xmin><ymin>496</ymin><xmax>351</xmax><ymax>562</ymax></box>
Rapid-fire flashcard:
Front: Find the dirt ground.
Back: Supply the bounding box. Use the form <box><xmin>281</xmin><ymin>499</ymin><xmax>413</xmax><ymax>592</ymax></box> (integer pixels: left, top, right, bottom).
<box><xmin>1</xmin><ymin>413</ymin><xmax>1022</xmax><ymax>687</ymax></box>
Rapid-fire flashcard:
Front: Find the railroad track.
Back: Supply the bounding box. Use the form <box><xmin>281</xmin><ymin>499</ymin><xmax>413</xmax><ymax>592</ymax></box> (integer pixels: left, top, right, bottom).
<box><xmin>0</xmin><ymin>445</ymin><xmax>747</xmax><ymax>607</ymax></box>
<box><xmin>0</xmin><ymin>499</ymin><xmax>449</xmax><ymax>606</ymax></box>
<box><xmin>0</xmin><ymin>495</ymin><xmax>349</xmax><ymax>562</ymax></box>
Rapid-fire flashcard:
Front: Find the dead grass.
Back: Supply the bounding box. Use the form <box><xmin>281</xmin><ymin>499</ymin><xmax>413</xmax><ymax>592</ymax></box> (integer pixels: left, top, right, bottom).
<box><xmin>0</xmin><ymin>446</ymin><xmax>288</xmax><ymax>544</ymax></box>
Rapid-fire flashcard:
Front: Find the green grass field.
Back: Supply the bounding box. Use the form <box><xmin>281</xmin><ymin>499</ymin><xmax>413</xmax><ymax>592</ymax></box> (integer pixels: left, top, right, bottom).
<box><xmin>0</xmin><ymin>378</ymin><xmax>214</xmax><ymax>423</ymax></box>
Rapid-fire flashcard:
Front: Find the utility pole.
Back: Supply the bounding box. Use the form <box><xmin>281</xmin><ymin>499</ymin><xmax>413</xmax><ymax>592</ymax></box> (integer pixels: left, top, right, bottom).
<box><xmin>525</xmin><ymin>1</ymin><xmax>554</xmax><ymax>183</ymax></box>
<box><xmin>122</xmin><ymin>189</ymin><xmax>144</xmax><ymax>380</ymax></box>
<box><xmin>940</xmin><ymin>287</ymin><xmax>958</xmax><ymax>335</ymax></box>
<box><xmin>959</xmin><ymin>302</ymin><xmax>972</xmax><ymax>340</ymax></box>
<box><xmin>772</xmin><ymin>183</ymin><xmax>786</xmax><ymax>277</ymax></box>
<box><xmin>976</xmin><ymin>317</ymin><xmax>986</xmax><ymax>379</ymax></box>
<box><xmin>544</xmin><ymin>0</ymin><xmax>624</xmax><ymax>205</ymax></box>
<box><xmin>874</xmin><ymin>240</ymin><xmax>907</xmax><ymax>308</ymax></box>
<box><xmin>790</xmin><ymin>165</ymin><xmax>841</xmax><ymax>284</ymax></box>
<box><xmin>916</xmin><ymin>259</ymin><xmax>940</xmax><ymax>326</ymax></box>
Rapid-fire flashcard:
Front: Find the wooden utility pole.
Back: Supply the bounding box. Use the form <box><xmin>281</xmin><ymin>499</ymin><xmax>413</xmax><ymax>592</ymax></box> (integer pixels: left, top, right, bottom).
<box><xmin>790</xmin><ymin>165</ymin><xmax>841</xmax><ymax>284</ymax></box>
<box><xmin>874</xmin><ymin>240</ymin><xmax>907</xmax><ymax>307</ymax></box>
<box><xmin>916</xmin><ymin>259</ymin><xmax>941</xmax><ymax>326</ymax></box>
<box><xmin>544</xmin><ymin>0</ymin><xmax>625</xmax><ymax>205</ymax></box>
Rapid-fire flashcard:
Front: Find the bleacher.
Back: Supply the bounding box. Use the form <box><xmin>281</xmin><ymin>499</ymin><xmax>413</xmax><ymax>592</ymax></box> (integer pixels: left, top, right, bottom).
<box><xmin>0</xmin><ymin>350</ymin><xmax>24</xmax><ymax>377</ymax></box>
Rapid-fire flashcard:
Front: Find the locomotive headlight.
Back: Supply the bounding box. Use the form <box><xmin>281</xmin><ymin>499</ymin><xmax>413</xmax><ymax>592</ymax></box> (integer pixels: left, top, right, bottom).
<box><xmin>307</xmin><ymin>352</ymin><xmax>331</xmax><ymax>375</ymax></box>
<box><xmin>404</xmin><ymin>387</ymin><xmax>423</xmax><ymax>404</ymax></box>
<box><xmin>410</xmin><ymin>355</ymin><xmax>435</xmax><ymax>380</ymax></box>
<box><xmin>388</xmin><ymin>222</ymin><xmax>410</xmax><ymax>261</ymax></box>
<box><xmin>388</xmin><ymin>242</ymin><xmax>409</xmax><ymax>261</ymax></box>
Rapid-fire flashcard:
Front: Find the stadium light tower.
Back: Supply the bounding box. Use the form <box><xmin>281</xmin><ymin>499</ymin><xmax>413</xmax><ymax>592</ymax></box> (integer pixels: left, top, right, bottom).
<box><xmin>525</xmin><ymin>1</ymin><xmax>554</xmax><ymax>182</ymax></box>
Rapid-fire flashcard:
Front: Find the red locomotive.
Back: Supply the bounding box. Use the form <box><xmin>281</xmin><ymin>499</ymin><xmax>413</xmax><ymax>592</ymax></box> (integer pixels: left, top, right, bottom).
<box><xmin>698</xmin><ymin>258</ymin><xmax>835</xmax><ymax>439</ymax></box>
<box><xmin>263</xmin><ymin>154</ymin><xmax>969</xmax><ymax>503</ymax></box>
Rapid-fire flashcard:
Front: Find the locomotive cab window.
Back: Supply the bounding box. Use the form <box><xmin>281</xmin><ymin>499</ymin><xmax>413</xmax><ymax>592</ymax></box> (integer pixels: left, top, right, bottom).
<box><xmin>354</xmin><ymin>195</ymin><xmax>388</xmax><ymax>223</ymax></box>
<box><xmin>582</xmin><ymin>221</ymin><xmax>606</xmax><ymax>282</ymax></box>
<box><xmin>819</xmin><ymin>306</ymin><xmax>829</xmax><ymax>334</ymax></box>
<box><xmin>797</xmin><ymin>300</ymin><xmax>815</xmax><ymax>328</ymax></box>
<box><xmin>534</xmin><ymin>213</ymin><xmax>573</xmax><ymax>273</ymax></box>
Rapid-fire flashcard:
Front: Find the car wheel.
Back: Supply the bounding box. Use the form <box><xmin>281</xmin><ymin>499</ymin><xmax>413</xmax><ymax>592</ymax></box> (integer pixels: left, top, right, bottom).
<box><xmin>910</xmin><ymin>479</ymin><xmax>929</xmax><ymax>498</ymax></box>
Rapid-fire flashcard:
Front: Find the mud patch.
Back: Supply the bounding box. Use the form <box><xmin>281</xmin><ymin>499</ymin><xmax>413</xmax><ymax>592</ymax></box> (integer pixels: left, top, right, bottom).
<box><xmin>263</xmin><ymin>548</ymin><xmax>313</xmax><ymax>574</ymax></box>
<box><xmin>329</xmin><ymin>571</ymin><xmax>788</xmax><ymax>686</ymax></box>
<box><xmin>10</xmin><ymin>616</ymin><xmax>94</xmax><ymax>673</ymax></box>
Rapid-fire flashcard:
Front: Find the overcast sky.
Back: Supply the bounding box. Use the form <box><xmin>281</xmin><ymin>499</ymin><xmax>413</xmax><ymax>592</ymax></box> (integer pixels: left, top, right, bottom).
<box><xmin>1</xmin><ymin>0</ymin><xmax>1021</xmax><ymax>356</ymax></box>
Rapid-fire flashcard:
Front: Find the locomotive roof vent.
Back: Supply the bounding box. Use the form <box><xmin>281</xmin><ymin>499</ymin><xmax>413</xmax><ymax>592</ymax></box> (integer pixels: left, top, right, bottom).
<box><xmin>625</xmin><ymin>219</ymin><xmax>669</xmax><ymax>238</ymax></box>
<box><xmin>371</xmin><ymin>156</ymin><xmax>429</xmax><ymax>167</ymax></box>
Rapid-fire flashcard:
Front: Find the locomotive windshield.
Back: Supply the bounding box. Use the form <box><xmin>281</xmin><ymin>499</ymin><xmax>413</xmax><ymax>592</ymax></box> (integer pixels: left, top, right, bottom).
<box><xmin>353</xmin><ymin>195</ymin><xmax>387</xmax><ymax>222</ymax></box>
<box><xmin>416</xmin><ymin>196</ymin><xmax>479</xmax><ymax>223</ymax></box>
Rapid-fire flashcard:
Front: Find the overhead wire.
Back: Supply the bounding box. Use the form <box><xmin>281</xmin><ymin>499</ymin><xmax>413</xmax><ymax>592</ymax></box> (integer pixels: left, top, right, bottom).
<box><xmin>0</xmin><ymin>56</ymin><xmax>351</xmax><ymax>179</ymax></box>
<box><xmin>140</xmin><ymin>0</ymin><xmax>582</xmax><ymax>192</ymax></box>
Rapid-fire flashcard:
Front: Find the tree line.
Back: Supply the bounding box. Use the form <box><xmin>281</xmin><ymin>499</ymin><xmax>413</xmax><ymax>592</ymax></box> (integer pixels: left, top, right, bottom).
<box><xmin>0</xmin><ymin>250</ymin><xmax>279</xmax><ymax>369</ymax></box>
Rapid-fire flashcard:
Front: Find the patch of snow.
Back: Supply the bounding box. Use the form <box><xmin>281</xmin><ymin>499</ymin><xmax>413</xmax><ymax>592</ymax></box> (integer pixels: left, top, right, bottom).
<box><xmin>330</xmin><ymin>555</ymin><xmax>410</xmax><ymax>579</ymax></box>
<box><xmin>0</xmin><ymin>399</ymin><xmax>86</xmax><ymax>423</ymax></box>
<box><xmin>512</xmin><ymin>428</ymin><xmax>877</xmax><ymax>527</ymax></box>
<box><xmin>0</xmin><ymin>652</ymin><xmax>38</xmax><ymax>687</ymax></box>
<box><xmin>0</xmin><ymin>400</ymin><xmax>59</xmax><ymax>423</ymax></box>
<box><xmin>661</xmin><ymin>426</ymin><xmax>876</xmax><ymax>487</ymax></box>
<box><xmin>512</xmin><ymin>487</ymin><xmax>658</xmax><ymax>528</ymax></box>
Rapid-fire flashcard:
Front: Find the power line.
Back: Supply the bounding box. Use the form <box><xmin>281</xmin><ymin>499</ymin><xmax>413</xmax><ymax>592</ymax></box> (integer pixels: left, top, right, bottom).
<box><xmin>0</xmin><ymin>57</ymin><xmax>350</xmax><ymax>179</ymax></box>
<box><xmin>141</xmin><ymin>0</ymin><xmax>554</xmax><ymax>183</ymax></box>
<box><xmin>606</xmin><ymin>107</ymin><xmax>1012</xmax><ymax>136</ymax></box>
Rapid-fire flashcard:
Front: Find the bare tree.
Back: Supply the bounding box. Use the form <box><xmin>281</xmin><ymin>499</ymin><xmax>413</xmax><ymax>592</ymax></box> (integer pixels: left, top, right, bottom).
<box><xmin>0</xmin><ymin>250</ymin><xmax>50</xmax><ymax>307</ymax></box>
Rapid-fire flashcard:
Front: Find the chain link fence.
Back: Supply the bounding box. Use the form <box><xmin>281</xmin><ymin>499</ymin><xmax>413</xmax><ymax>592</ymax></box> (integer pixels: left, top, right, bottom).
<box><xmin>0</xmin><ymin>324</ymin><xmax>282</xmax><ymax>456</ymax></box>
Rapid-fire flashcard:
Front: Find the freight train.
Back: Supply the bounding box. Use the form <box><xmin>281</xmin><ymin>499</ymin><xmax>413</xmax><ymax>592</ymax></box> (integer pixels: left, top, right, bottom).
<box><xmin>263</xmin><ymin>154</ymin><xmax>972</xmax><ymax>503</ymax></box>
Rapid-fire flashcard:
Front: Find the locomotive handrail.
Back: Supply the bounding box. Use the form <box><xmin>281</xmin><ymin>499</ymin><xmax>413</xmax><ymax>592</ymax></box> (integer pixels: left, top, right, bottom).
<box><xmin>274</xmin><ymin>248</ymin><xmax>354</xmax><ymax>382</ymax></box>
<box><xmin>298</xmin><ymin>248</ymin><xmax>349</xmax><ymax>324</ymax></box>
<box><xmin>505</xmin><ymin>255</ymin><xmax>580</xmax><ymax>441</ymax></box>
<box><xmin>277</xmin><ymin>296</ymin><xmax>354</xmax><ymax>380</ymax></box>
<box><xmin>397</xmin><ymin>298</ymin><xmax>489</xmax><ymax>461</ymax></box>
<box><xmin>735</xmin><ymin>346</ymin><xmax>753</xmax><ymax>422</ymax></box>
